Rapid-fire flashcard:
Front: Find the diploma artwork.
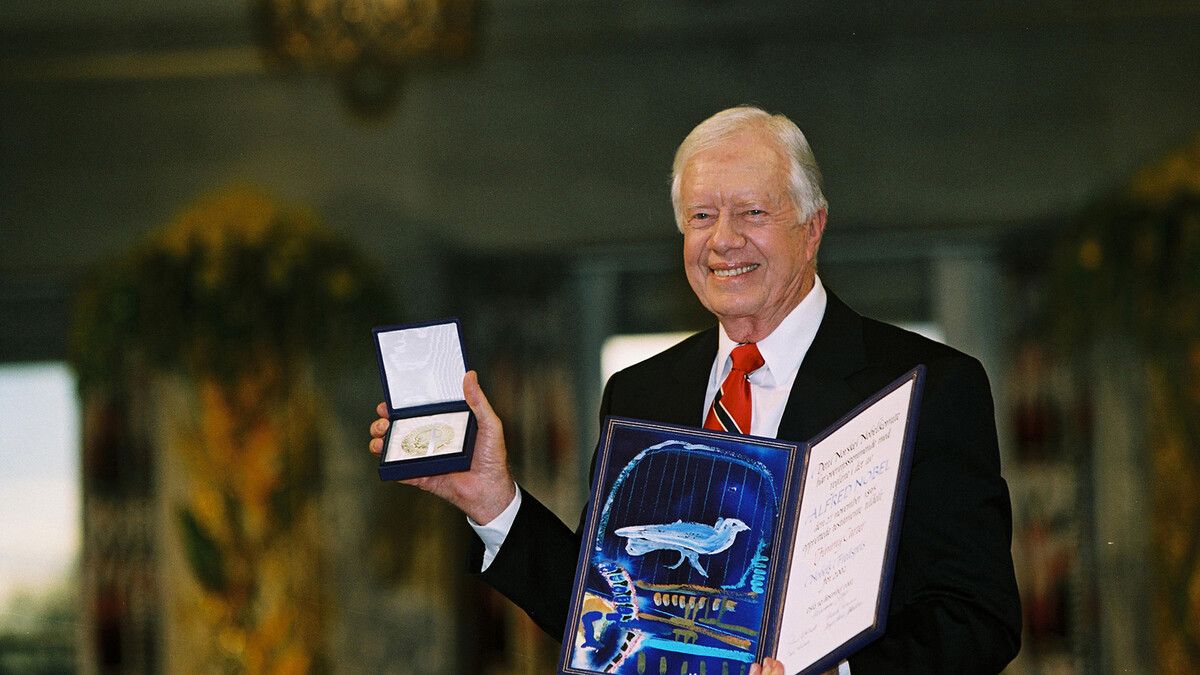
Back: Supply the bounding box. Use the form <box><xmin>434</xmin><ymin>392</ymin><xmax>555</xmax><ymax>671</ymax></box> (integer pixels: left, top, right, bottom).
<box><xmin>560</xmin><ymin>368</ymin><xmax>924</xmax><ymax>675</ymax></box>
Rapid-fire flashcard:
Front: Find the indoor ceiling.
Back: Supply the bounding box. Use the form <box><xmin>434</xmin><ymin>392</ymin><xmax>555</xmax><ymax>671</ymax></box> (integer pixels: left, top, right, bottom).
<box><xmin>2</xmin><ymin>0</ymin><xmax>1199</xmax><ymax>356</ymax></box>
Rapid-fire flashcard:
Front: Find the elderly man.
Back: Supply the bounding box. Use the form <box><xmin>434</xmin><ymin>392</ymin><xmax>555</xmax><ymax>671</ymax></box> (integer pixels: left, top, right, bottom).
<box><xmin>370</xmin><ymin>106</ymin><xmax>1021</xmax><ymax>674</ymax></box>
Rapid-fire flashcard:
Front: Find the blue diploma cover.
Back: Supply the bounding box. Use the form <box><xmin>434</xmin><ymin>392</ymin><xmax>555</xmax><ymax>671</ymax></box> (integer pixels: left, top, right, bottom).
<box><xmin>559</xmin><ymin>367</ymin><xmax>925</xmax><ymax>675</ymax></box>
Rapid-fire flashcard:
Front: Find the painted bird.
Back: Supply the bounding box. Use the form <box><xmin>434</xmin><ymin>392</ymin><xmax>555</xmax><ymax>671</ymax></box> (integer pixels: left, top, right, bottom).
<box><xmin>614</xmin><ymin>517</ymin><xmax>750</xmax><ymax>577</ymax></box>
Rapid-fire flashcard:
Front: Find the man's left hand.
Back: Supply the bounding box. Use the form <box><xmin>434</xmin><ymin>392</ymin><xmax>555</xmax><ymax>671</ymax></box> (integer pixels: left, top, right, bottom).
<box><xmin>749</xmin><ymin>658</ymin><xmax>785</xmax><ymax>675</ymax></box>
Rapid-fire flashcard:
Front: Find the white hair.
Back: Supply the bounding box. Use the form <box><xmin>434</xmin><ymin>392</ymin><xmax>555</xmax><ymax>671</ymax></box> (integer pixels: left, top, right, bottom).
<box><xmin>670</xmin><ymin>106</ymin><xmax>828</xmax><ymax>231</ymax></box>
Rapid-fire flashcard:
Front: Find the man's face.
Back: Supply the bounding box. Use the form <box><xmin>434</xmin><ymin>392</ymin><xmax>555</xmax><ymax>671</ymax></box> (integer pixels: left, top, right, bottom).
<box><xmin>680</xmin><ymin>132</ymin><xmax>825</xmax><ymax>341</ymax></box>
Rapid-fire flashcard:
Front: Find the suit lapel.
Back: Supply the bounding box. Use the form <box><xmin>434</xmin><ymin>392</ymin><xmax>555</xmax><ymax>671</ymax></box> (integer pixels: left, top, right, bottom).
<box><xmin>659</xmin><ymin>328</ymin><xmax>717</xmax><ymax>427</ymax></box>
<box><xmin>778</xmin><ymin>291</ymin><xmax>871</xmax><ymax>442</ymax></box>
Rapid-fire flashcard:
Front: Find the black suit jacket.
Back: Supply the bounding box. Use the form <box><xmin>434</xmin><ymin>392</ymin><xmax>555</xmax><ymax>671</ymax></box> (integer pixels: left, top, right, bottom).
<box><xmin>473</xmin><ymin>291</ymin><xmax>1022</xmax><ymax>673</ymax></box>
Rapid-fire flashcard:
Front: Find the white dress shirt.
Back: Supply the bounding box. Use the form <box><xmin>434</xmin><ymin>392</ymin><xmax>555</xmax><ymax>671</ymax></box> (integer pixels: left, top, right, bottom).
<box><xmin>703</xmin><ymin>276</ymin><xmax>826</xmax><ymax>438</ymax></box>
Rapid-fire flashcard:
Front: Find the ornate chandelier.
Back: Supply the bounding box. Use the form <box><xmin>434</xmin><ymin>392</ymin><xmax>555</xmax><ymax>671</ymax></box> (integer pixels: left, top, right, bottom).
<box><xmin>251</xmin><ymin>0</ymin><xmax>479</xmax><ymax>117</ymax></box>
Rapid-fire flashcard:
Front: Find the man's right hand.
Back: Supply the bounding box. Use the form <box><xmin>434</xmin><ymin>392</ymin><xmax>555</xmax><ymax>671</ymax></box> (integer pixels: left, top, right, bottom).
<box><xmin>369</xmin><ymin>370</ymin><xmax>517</xmax><ymax>525</ymax></box>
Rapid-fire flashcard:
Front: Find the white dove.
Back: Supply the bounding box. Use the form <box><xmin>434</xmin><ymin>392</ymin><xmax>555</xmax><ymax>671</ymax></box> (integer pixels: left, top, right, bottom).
<box><xmin>614</xmin><ymin>517</ymin><xmax>750</xmax><ymax>577</ymax></box>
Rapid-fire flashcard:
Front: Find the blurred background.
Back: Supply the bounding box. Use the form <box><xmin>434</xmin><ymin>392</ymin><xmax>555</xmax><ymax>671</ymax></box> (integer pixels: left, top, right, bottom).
<box><xmin>2</xmin><ymin>0</ymin><xmax>1199</xmax><ymax>673</ymax></box>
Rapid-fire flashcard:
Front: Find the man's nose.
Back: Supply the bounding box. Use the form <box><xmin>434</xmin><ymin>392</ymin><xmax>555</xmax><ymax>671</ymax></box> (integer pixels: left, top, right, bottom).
<box><xmin>709</xmin><ymin>212</ymin><xmax>745</xmax><ymax>250</ymax></box>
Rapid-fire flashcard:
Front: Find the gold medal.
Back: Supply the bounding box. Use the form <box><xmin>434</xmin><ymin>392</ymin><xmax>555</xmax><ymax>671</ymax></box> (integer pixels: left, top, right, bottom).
<box><xmin>400</xmin><ymin>423</ymin><xmax>455</xmax><ymax>457</ymax></box>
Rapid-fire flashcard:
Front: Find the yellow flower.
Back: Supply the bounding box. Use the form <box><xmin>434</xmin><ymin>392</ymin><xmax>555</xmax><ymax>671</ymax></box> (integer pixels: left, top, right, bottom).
<box><xmin>1078</xmin><ymin>238</ymin><xmax>1103</xmax><ymax>270</ymax></box>
<box><xmin>326</xmin><ymin>268</ymin><xmax>358</xmax><ymax>299</ymax></box>
<box><xmin>272</xmin><ymin>645</ymin><xmax>312</xmax><ymax>675</ymax></box>
<box><xmin>1130</xmin><ymin>132</ymin><xmax>1200</xmax><ymax>205</ymax></box>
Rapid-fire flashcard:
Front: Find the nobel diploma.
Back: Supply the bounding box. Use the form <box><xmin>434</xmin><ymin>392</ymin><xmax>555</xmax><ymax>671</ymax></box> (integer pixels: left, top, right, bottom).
<box><xmin>775</xmin><ymin>377</ymin><xmax>917</xmax><ymax>672</ymax></box>
<box><xmin>557</xmin><ymin>368</ymin><xmax>922</xmax><ymax>675</ymax></box>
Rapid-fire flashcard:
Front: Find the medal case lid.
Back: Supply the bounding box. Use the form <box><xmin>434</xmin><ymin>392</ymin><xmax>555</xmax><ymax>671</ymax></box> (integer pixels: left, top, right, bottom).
<box><xmin>374</xmin><ymin>318</ymin><xmax>469</xmax><ymax>416</ymax></box>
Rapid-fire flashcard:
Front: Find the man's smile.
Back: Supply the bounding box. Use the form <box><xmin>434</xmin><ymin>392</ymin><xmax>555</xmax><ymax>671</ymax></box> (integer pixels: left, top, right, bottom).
<box><xmin>712</xmin><ymin>263</ymin><xmax>760</xmax><ymax>278</ymax></box>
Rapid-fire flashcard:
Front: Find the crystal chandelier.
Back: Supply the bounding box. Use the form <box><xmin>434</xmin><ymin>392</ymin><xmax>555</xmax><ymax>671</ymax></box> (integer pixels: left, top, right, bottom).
<box><xmin>251</xmin><ymin>0</ymin><xmax>479</xmax><ymax>117</ymax></box>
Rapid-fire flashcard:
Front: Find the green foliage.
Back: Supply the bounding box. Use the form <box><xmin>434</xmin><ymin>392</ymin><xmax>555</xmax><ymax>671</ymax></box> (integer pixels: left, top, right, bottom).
<box><xmin>69</xmin><ymin>186</ymin><xmax>395</xmax><ymax>388</ymax></box>
<box><xmin>177</xmin><ymin>505</ymin><xmax>228</xmax><ymax>594</ymax></box>
<box><xmin>0</xmin><ymin>583</ymin><xmax>76</xmax><ymax>674</ymax></box>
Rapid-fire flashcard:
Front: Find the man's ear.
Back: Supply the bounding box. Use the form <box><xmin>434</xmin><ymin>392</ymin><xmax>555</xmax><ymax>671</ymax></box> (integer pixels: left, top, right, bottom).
<box><xmin>806</xmin><ymin>208</ymin><xmax>827</xmax><ymax>261</ymax></box>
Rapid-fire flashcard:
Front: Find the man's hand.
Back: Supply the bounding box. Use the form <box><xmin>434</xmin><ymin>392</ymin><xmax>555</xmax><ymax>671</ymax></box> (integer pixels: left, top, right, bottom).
<box><xmin>749</xmin><ymin>657</ymin><xmax>785</xmax><ymax>675</ymax></box>
<box><xmin>368</xmin><ymin>370</ymin><xmax>517</xmax><ymax>524</ymax></box>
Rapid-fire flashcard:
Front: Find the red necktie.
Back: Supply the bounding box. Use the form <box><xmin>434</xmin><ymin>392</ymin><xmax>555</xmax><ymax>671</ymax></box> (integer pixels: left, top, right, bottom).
<box><xmin>704</xmin><ymin>343</ymin><xmax>764</xmax><ymax>434</ymax></box>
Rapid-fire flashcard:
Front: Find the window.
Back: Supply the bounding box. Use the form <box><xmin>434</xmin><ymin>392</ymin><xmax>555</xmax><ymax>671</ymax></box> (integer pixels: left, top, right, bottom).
<box><xmin>0</xmin><ymin>362</ymin><xmax>80</xmax><ymax>611</ymax></box>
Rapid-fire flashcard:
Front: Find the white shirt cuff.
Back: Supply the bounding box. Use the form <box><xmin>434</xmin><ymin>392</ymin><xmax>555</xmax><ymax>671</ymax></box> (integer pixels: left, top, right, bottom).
<box><xmin>467</xmin><ymin>483</ymin><xmax>522</xmax><ymax>572</ymax></box>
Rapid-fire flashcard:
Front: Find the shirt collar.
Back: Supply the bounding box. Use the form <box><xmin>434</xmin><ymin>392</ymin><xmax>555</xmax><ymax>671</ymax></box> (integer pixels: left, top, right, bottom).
<box><xmin>714</xmin><ymin>275</ymin><xmax>828</xmax><ymax>387</ymax></box>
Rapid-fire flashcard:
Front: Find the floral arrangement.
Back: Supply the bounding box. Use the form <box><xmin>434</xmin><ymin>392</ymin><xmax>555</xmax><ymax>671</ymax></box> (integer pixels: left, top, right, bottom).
<box><xmin>70</xmin><ymin>186</ymin><xmax>393</xmax><ymax>670</ymax></box>
<box><xmin>71</xmin><ymin>185</ymin><xmax>391</xmax><ymax>388</ymax></box>
<box><xmin>1054</xmin><ymin>134</ymin><xmax>1200</xmax><ymax>352</ymax></box>
<box><xmin>1053</xmin><ymin>133</ymin><xmax>1200</xmax><ymax>672</ymax></box>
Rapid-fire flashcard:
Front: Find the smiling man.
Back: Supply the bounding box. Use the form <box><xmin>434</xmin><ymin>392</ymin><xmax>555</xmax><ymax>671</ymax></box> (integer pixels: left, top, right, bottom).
<box><xmin>370</xmin><ymin>106</ymin><xmax>1022</xmax><ymax>674</ymax></box>
<box><xmin>675</xmin><ymin>108</ymin><xmax>826</xmax><ymax>346</ymax></box>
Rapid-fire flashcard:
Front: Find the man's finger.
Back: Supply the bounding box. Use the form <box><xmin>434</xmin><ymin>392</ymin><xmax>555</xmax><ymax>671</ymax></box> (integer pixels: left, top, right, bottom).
<box><xmin>463</xmin><ymin>370</ymin><xmax>499</xmax><ymax>425</ymax></box>
<box><xmin>370</xmin><ymin>417</ymin><xmax>389</xmax><ymax>438</ymax></box>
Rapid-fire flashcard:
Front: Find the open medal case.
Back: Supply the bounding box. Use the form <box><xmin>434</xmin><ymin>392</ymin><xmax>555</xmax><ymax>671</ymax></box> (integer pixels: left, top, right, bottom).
<box><xmin>373</xmin><ymin>318</ymin><xmax>477</xmax><ymax>480</ymax></box>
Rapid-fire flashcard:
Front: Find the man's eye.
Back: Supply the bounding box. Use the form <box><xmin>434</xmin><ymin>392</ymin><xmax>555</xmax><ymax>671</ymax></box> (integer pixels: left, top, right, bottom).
<box><xmin>746</xmin><ymin>209</ymin><xmax>765</xmax><ymax>216</ymax></box>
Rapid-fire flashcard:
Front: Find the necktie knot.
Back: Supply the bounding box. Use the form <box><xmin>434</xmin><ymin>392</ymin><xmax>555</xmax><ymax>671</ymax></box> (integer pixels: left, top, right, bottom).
<box><xmin>730</xmin><ymin>343</ymin><xmax>764</xmax><ymax>374</ymax></box>
<box><xmin>704</xmin><ymin>343</ymin><xmax>763</xmax><ymax>435</ymax></box>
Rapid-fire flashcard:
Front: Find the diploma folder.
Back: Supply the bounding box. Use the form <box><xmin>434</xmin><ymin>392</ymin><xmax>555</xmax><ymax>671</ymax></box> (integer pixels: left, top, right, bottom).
<box><xmin>372</xmin><ymin>318</ymin><xmax>477</xmax><ymax>481</ymax></box>
<box><xmin>559</xmin><ymin>367</ymin><xmax>925</xmax><ymax>675</ymax></box>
